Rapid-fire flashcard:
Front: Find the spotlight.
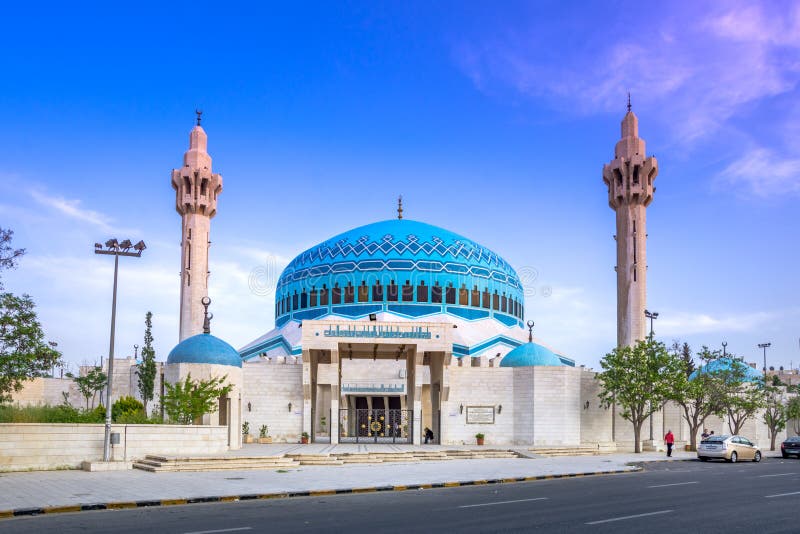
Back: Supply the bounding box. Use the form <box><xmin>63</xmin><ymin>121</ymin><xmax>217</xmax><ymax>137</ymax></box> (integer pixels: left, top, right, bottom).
<box><xmin>94</xmin><ymin>243</ymin><xmax>103</xmax><ymax>249</ymax></box>
<box><xmin>247</xmin><ymin>402</ymin><xmax>251</xmax><ymax>412</ymax></box>
<box><xmin>119</xmin><ymin>239</ymin><xmax>133</xmax><ymax>251</ymax></box>
<box><xmin>288</xmin><ymin>402</ymin><xmax>292</xmax><ymax>412</ymax></box>
<box><xmin>459</xmin><ymin>404</ymin><xmax>464</xmax><ymax>414</ymax></box>
<box><xmin>133</xmin><ymin>240</ymin><xmax>147</xmax><ymax>252</ymax></box>
<box><xmin>497</xmin><ymin>405</ymin><xmax>502</xmax><ymax>414</ymax></box>
<box><xmin>105</xmin><ymin>238</ymin><xmax>119</xmax><ymax>249</ymax></box>
<box><xmin>369</xmin><ymin>313</ymin><xmax>377</xmax><ymax>321</ymax></box>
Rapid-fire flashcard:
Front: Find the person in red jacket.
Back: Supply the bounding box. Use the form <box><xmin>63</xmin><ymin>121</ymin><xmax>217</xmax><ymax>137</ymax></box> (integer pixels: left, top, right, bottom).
<box><xmin>665</xmin><ymin>430</ymin><xmax>675</xmax><ymax>457</ymax></box>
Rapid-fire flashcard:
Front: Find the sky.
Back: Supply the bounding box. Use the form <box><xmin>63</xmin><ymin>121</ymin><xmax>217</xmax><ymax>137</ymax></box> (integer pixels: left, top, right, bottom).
<box><xmin>1</xmin><ymin>0</ymin><xmax>799</xmax><ymax>373</ymax></box>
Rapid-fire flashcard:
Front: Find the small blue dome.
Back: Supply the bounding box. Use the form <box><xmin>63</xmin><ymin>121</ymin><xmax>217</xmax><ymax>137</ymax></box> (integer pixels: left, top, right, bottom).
<box><xmin>500</xmin><ymin>342</ymin><xmax>564</xmax><ymax>367</ymax></box>
<box><xmin>689</xmin><ymin>357</ymin><xmax>761</xmax><ymax>382</ymax></box>
<box><xmin>167</xmin><ymin>333</ymin><xmax>242</xmax><ymax>368</ymax></box>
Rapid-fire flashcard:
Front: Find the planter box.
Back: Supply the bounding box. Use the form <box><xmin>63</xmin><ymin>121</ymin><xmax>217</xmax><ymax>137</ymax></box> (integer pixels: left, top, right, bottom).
<box><xmin>243</xmin><ymin>435</ymin><xmax>255</xmax><ymax>444</ymax></box>
<box><xmin>258</xmin><ymin>437</ymin><xmax>272</xmax><ymax>444</ymax></box>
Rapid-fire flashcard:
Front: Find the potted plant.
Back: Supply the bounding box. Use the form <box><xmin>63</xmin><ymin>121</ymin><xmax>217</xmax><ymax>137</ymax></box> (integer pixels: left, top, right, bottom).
<box><xmin>319</xmin><ymin>415</ymin><xmax>327</xmax><ymax>436</ymax></box>
<box><xmin>242</xmin><ymin>421</ymin><xmax>255</xmax><ymax>444</ymax></box>
<box><xmin>475</xmin><ymin>433</ymin><xmax>485</xmax><ymax>446</ymax></box>
<box><xmin>301</xmin><ymin>431</ymin><xmax>309</xmax><ymax>444</ymax></box>
<box><xmin>258</xmin><ymin>424</ymin><xmax>272</xmax><ymax>444</ymax></box>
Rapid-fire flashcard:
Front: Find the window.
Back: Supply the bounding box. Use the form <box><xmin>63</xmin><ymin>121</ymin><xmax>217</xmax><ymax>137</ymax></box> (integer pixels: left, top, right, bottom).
<box><xmin>492</xmin><ymin>290</ymin><xmax>500</xmax><ymax>310</ymax></box>
<box><xmin>291</xmin><ymin>291</ymin><xmax>298</xmax><ymax>311</ymax></box>
<box><xmin>344</xmin><ymin>282</ymin><xmax>355</xmax><ymax>304</ymax></box>
<box><xmin>386</xmin><ymin>281</ymin><xmax>398</xmax><ymax>302</ymax></box>
<box><xmin>482</xmin><ymin>288</ymin><xmax>490</xmax><ymax>308</ymax></box>
<box><xmin>416</xmin><ymin>281</ymin><xmax>428</xmax><ymax>302</ymax></box>
<box><xmin>501</xmin><ymin>293</ymin><xmax>508</xmax><ymax>313</ymax></box>
<box><xmin>431</xmin><ymin>282</ymin><xmax>442</xmax><ymax>304</ymax></box>
<box><xmin>402</xmin><ymin>281</ymin><xmax>413</xmax><ymax>302</ymax></box>
<box><xmin>372</xmin><ymin>281</ymin><xmax>384</xmax><ymax>301</ymax></box>
<box><xmin>459</xmin><ymin>285</ymin><xmax>469</xmax><ymax>305</ymax></box>
<box><xmin>358</xmin><ymin>281</ymin><xmax>369</xmax><ymax>302</ymax></box>
<box><xmin>332</xmin><ymin>284</ymin><xmax>342</xmax><ymax>305</ymax></box>
<box><xmin>445</xmin><ymin>283</ymin><xmax>456</xmax><ymax>305</ymax></box>
<box><xmin>300</xmin><ymin>290</ymin><xmax>308</xmax><ymax>309</ymax></box>
<box><xmin>201</xmin><ymin>178</ymin><xmax>208</xmax><ymax>196</ymax></box>
<box><xmin>309</xmin><ymin>287</ymin><xmax>318</xmax><ymax>308</ymax></box>
<box><xmin>183</xmin><ymin>175</ymin><xmax>191</xmax><ymax>195</ymax></box>
<box><xmin>471</xmin><ymin>286</ymin><xmax>480</xmax><ymax>307</ymax></box>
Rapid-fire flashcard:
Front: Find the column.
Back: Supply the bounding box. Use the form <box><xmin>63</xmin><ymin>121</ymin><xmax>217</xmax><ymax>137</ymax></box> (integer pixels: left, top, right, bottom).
<box><xmin>330</xmin><ymin>349</ymin><xmax>340</xmax><ymax>444</ymax></box>
<box><xmin>302</xmin><ymin>349</ymin><xmax>313</xmax><ymax>439</ymax></box>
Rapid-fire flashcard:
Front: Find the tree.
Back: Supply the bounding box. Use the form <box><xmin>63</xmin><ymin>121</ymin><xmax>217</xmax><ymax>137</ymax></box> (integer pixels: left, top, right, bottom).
<box><xmin>136</xmin><ymin>311</ymin><xmax>157</xmax><ymax>413</ymax></box>
<box><xmin>161</xmin><ymin>374</ymin><xmax>232</xmax><ymax>425</ymax></box>
<box><xmin>72</xmin><ymin>367</ymin><xmax>107</xmax><ymax>409</ymax></box>
<box><xmin>0</xmin><ymin>228</ymin><xmax>25</xmax><ymax>291</ymax></box>
<box><xmin>669</xmin><ymin>346</ymin><xmax>725</xmax><ymax>451</ymax></box>
<box><xmin>599</xmin><ymin>338</ymin><xmax>684</xmax><ymax>453</ymax></box>
<box><xmin>762</xmin><ymin>384</ymin><xmax>787</xmax><ymax>451</ymax></box>
<box><xmin>0</xmin><ymin>293</ymin><xmax>62</xmax><ymax>403</ymax></box>
<box><xmin>787</xmin><ymin>397</ymin><xmax>800</xmax><ymax>436</ymax></box>
<box><xmin>714</xmin><ymin>358</ymin><xmax>765</xmax><ymax>435</ymax></box>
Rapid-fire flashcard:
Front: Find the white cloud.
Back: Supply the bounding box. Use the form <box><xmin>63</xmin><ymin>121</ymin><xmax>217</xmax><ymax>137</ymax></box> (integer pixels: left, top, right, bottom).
<box><xmin>29</xmin><ymin>189</ymin><xmax>122</xmax><ymax>233</ymax></box>
<box><xmin>658</xmin><ymin>310</ymin><xmax>776</xmax><ymax>336</ymax></box>
<box><xmin>717</xmin><ymin>148</ymin><xmax>800</xmax><ymax>197</ymax></box>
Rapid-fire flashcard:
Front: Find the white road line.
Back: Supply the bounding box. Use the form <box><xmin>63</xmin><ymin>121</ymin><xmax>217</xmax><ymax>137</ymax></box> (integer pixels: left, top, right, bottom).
<box><xmin>647</xmin><ymin>481</ymin><xmax>698</xmax><ymax>488</ymax></box>
<box><xmin>765</xmin><ymin>491</ymin><xmax>800</xmax><ymax>498</ymax></box>
<box><xmin>183</xmin><ymin>528</ymin><xmax>253</xmax><ymax>534</ymax></box>
<box><xmin>759</xmin><ymin>473</ymin><xmax>797</xmax><ymax>478</ymax></box>
<box><xmin>458</xmin><ymin>497</ymin><xmax>548</xmax><ymax>508</ymax></box>
<box><xmin>586</xmin><ymin>510</ymin><xmax>674</xmax><ymax>525</ymax></box>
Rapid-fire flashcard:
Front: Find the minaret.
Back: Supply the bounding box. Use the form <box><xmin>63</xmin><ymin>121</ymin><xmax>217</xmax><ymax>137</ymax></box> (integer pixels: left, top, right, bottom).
<box><xmin>602</xmin><ymin>97</ymin><xmax>658</xmax><ymax>347</ymax></box>
<box><xmin>172</xmin><ymin>111</ymin><xmax>223</xmax><ymax>341</ymax></box>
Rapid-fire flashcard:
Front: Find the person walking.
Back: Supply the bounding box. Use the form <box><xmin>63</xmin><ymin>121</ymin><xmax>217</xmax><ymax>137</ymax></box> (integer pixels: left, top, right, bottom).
<box><xmin>665</xmin><ymin>429</ymin><xmax>675</xmax><ymax>457</ymax></box>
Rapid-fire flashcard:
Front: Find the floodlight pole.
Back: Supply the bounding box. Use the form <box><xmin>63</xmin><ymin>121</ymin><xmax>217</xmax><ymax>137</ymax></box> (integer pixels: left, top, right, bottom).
<box><xmin>643</xmin><ymin>309</ymin><xmax>659</xmax><ymax>441</ymax></box>
<box><xmin>758</xmin><ymin>342</ymin><xmax>771</xmax><ymax>380</ymax></box>
<box><xmin>95</xmin><ymin>239</ymin><xmax>145</xmax><ymax>462</ymax></box>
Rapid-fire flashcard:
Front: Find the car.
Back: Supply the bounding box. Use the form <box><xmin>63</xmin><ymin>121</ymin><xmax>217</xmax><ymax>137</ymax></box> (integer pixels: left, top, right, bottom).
<box><xmin>781</xmin><ymin>435</ymin><xmax>800</xmax><ymax>458</ymax></box>
<box><xmin>697</xmin><ymin>434</ymin><xmax>761</xmax><ymax>463</ymax></box>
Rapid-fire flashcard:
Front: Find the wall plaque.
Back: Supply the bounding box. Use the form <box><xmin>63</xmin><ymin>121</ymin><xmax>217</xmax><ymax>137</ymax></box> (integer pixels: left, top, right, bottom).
<box><xmin>466</xmin><ymin>406</ymin><xmax>495</xmax><ymax>424</ymax></box>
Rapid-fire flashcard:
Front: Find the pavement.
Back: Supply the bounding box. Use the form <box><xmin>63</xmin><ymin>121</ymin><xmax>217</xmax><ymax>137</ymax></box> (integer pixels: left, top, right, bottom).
<box><xmin>0</xmin><ymin>449</ymin><xmax>710</xmax><ymax>517</ymax></box>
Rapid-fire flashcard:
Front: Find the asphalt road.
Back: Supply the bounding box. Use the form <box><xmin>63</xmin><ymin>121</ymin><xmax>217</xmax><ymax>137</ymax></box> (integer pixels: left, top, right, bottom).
<box><xmin>3</xmin><ymin>457</ymin><xmax>800</xmax><ymax>533</ymax></box>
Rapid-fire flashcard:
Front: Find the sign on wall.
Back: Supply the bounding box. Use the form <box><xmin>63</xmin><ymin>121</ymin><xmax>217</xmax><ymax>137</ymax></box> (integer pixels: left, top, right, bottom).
<box><xmin>322</xmin><ymin>324</ymin><xmax>432</xmax><ymax>340</ymax></box>
<box><xmin>466</xmin><ymin>406</ymin><xmax>495</xmax><ymax>424</ymax></box>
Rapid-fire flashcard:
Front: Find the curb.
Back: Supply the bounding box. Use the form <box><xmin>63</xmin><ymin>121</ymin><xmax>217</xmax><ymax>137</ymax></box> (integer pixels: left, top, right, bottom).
<box><xmin>0</xmin><ymin>467</ymin><xmax>641</xmax><ymax>520</ymax></box>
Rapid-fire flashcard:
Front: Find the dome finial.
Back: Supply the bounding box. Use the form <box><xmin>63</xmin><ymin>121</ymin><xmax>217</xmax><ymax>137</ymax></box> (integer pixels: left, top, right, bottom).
<box><xmin>526</xmin><ymin>320</ymin><xmax>534</xmax><ymax>343</ymax></box>
<box><xmin>201</xmin><ymin>296</ymin><xmax>213</xmax><ymax>334</ymax></box>
<box><xmin>627</xmin><ymin>92</ymin><xmax>631</xmax><ymax>113</ymax></box>
<box><xmin>397</xmin><ymin>195</ymin><xmax>403</xmax><ymax>220</ymax></box>
<box><xmin>195</xmin><ymin>109</ymin><xmax>203</xmax><ymax>126</ymax></box>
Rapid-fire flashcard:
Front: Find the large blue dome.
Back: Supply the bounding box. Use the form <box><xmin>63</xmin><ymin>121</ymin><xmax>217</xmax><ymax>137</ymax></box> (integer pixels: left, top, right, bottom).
<box><xmin>167</xmin><ymin>333</ymin><xmax>242</xmax><ymax>368</ymax></box>
<box><xmin>273</xmin><ymin>219</ymin><xmax>524</xmax><ymax>328</ymax></box>
<box><xmin>499</xmin><ymin>342</ymin><xmax>564</xmax><ymax>367</ymax></box>
<box><xmin>689</xmin><ymin>357</ymin><xmax>762</xmax><ymax>382</ymax></box>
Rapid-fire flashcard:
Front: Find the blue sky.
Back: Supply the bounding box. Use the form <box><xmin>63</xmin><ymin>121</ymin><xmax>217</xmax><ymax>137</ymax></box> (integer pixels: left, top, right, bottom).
<box><xmin>1</xmin><ymin>1</ymin><xmax>799</xmax><ymax>372</ymax></box>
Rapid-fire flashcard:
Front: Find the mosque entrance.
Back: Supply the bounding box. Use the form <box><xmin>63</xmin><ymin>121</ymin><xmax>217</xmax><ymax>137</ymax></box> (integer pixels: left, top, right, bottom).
<box><xmin>339</xmin><ymin>396</ymin><xmax>412</xmax><ymax>443</ymax></box>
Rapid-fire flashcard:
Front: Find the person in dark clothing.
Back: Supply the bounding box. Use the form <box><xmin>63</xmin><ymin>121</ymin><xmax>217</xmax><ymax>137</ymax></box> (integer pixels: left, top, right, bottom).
<box><xmin>665</xmin><ymin>429</ymin><xmax>675</xmax><ymax>457</ymax></box>
<box><xmin>424</xmin><ymin>427</ymin><xmax>434</xmax><ymax>444</ymax></box>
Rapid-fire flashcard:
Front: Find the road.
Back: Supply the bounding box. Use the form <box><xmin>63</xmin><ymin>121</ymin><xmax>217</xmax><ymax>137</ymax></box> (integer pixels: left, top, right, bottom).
<box><xmin>3</xmin><ymin>457</ymin><xmax>800</xmax><ymax>533</ymax></box>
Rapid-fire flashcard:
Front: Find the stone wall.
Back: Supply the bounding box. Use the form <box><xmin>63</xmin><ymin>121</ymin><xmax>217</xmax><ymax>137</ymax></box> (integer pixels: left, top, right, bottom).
<box><xmin>241</xmin><ymin>361</ymin><xmax>303</xmax><ymax>443</ymax></box>
<box><xmin>579</xmin><ymin>369</ymin><xmax>613</xmax><ymax>445</ymax></box>
<box><xmin>0</xmin><ymin>424</ymin><xmax>229</xmax><ymax>471</ymax></box>
<box><xmin>446</xmin><ymin>366</ymin><xmax>515</xmax><ymax>445</ymax></box>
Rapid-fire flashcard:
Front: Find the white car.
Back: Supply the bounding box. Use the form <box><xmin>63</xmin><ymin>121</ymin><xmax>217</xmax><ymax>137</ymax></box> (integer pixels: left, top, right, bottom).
<box><xmin>697</xmin><ymin>434</ymin><xmax>762</xmax><ymax>463</ymax></box>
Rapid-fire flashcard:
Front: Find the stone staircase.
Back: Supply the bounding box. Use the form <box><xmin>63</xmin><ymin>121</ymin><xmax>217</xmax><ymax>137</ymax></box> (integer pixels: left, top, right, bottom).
<box><xmin>530</xmin><ymin>443</ymin><xmax>616</xmax><ymax>457</ymax></box>
<box><xmin>133</xmin><ymin>449</ymin><xmax>522</xmax><ymax>472</ymax></box>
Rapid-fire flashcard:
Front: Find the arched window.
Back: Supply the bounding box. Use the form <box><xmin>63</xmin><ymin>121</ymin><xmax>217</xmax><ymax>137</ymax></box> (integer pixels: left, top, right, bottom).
<box><xmin>481</xmin><ymin>288</ymin><xmax>490</xmax><ymax>309</ymax></box>
<box><xmin>309</xmin><ymin>287</ymin><xmax>318</xmax><ymax>308</ymax></box>
<box><xmin>431</xmin><ymin>282</ymin><xmax>442</xmax><ymax>304</ymax></box>
<box><xmin>492</xmin><ymin>290</ymin><xmax>500</xmax><ymax>310</ymax></box>
<box><xmin>358</xmin><ymin>281</ymin><xmax>369</xmax><ymax>302</ymax></box>
<box><xmin>300</xmin><ymin>290</ymin><xmax>308</xmax><ymax>309</ymax></box>
<box><xmin>459</xmin><ymin>285</ymin><xmax>469</xmax><ymax>305</ymax></box>
<box><xmin>471</xmin><ymin>285</ymin><xmax>480</xmax><ymax>307</ymax></box>
<box><xmin>386</xmin><ymin>281</ymin><xmax>398</xmax><ymax>302</ymax></box>
<box><xmin>501</xmin><ymin>292</ymin><xmax>508</xmax><ymax>313</ymax></box>
<box><xmin>372</xmin><ymin>281</ymin><xmax>384</xmax><ymax>301</ymax></box>
<box><xmin>332</xmin><ymin>283</ymin><xmax>342</xmax><ymax>305</ymax></box>
<box><xmin>445</xmin><ymin>283</ymin><xmax>456</xmax><ymax>305</ymax></box>
<box><xmin>320</xmin><ymin>284</ymin><xmax>329</xmax><ymax>306</ymax></box>
<box><xmin>402</xmin><ymin>280</ymin><xmax>414</xmax><ymax>302</ymax></box>
<box><xmin>344</xmin><ymin>282</ymin><xmax>355</xmax><ymax>304</ymax></box>
<box><xmin>292</xmin><ymin>291</ymin><xmax>299</xmax><ymax>311</ymax></box>
<box><xmin>416</xmin><ymin>281</ymin><xmax>428</xmax><ymax>302</ymax></box>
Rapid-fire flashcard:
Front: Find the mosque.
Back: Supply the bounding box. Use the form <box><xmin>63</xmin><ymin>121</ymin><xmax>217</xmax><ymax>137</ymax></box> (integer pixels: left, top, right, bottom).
<box><xmin>161</xmin><ymin>108</ymin><xmax>657</xmax><ymax>449</ymax></box>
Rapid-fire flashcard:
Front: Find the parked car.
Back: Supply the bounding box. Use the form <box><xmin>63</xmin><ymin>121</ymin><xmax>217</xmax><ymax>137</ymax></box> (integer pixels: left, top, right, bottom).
<box><xmin>781</xmin><ymin>436</ymin><xmax>800</xmax><ymax>458</ymax></box>
<box><xmin>697</xmin><ymin>434</ymin><xmax>761</xmax><ymax>463</ymax></box>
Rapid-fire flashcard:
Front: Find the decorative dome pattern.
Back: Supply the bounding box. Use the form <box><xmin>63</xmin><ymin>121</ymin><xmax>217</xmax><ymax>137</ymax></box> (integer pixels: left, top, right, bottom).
<box><xmin>499</xmin><ymin>342</ymin><xmax>564</xmax><ymax>367</ymax></box>
<box><xmin>274</xmin><ymin>219</ymin><xmax>525</xmax><ymax>327</ymax></box>
<box><xmin>689</xmin><ymin>357</ymin><xmax>762</xmax><ymax>382</ymax></box>
<box><xmin>167</xmin><ymin>333</ymin><xmax>242</xmax><ymax>368</ymax></box>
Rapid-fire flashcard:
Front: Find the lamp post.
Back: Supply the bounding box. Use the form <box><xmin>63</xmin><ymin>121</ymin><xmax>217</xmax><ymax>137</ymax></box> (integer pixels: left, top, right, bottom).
<box><xmin>722</xmin><ymin>341</ymin><xmax>727</xmax><ymax>358</ymax></box>
<box><xmin>644</xmin><ymin>309</ymin><xmax>659</xmax><ymax>339</ymax></box>
<box><xmin>134</xmin><ymin>344</ymin><xmax>139</xmax><ymax>359</ymax></box>
<box><xmin>758</xmin><ymin>342</ymin><xmax>771</xmax><ymax>380</ymax></box>
<box><xmin>95</xmin><ymin>238</ymin><xmax>145</xmax><ymax>462</ymax></box>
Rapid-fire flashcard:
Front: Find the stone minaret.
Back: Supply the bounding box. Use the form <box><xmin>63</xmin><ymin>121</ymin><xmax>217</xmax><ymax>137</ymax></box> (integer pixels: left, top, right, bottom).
<box><xmin>602</xmin><ymin>99</ymin><xmax>658</xmax><ymax>347</ymax></box>
<box><xmin>172</xmin><ymin>112</ymin><xmax>223</xmax><ymax>341</ymax></box>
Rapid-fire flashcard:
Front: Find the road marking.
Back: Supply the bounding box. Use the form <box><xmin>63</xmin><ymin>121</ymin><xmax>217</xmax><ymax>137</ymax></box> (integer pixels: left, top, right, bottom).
<box><xmin>459</xmin><ymin>497</ymin><xmax>548</xmax><ymax>508</ymax></box>
<box><xmin>759</xmin><ymin>473</ymin><xmax>797</xmax><ymax>478</ymax></box>
<box><xmin>647</xmin><ymin>481</ymin><xmax>698</xmax><ymax>488</ymax></box>
<box><xmin>183</xmin><ymin>528</ymin><xmax>253</xmax><ymax>534</ymax></box>
<box><xmin>586</xmin><ymin>510</ymin><xmax>673</xmax><ymax>525</ymax></box>
<box><xmin>765</xmin><ymin>491</ymin><xmax>800</xmax><ymax>498</ymax></box>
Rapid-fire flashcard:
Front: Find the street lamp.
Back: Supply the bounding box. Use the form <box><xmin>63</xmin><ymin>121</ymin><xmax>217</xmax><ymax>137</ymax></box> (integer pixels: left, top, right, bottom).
<box><xmin>758</xmin><ymin>342</ymin><xmax>771</xmax><ymax>379</ymax></box>
<box><xmin>134</xmin><ymin>344</ymin><xmax>139</xmax><ymax>359</ymax></box>
<box><xmin>722</xmin><ymin>341</ymin><xmax>727</xmax><ymax>358</ymax></box>
<box><xmin>95</xmin><ymin>238</ymin><xmax>145</xmax><ymax>462</ymax></box>
<box><xmin>644</xmin><ymin>309</ymin><xmax>659</xmax><ymax>339</ymax></box>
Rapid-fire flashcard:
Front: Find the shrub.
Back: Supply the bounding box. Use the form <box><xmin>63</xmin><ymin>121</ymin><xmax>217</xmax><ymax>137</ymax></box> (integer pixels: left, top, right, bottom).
<box><xmin>259</xmin><ymin>424</ymin><xmax>268</xmax><ymax>438</ymax></box>
<box><xmin>112</xmin><ymin>396</ymin><xmax>144</xmax><ymax>422</ymax></box>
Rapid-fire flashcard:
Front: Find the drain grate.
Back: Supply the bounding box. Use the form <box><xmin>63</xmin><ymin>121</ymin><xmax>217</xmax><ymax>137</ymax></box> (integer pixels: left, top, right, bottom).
<box><xmin>224</xmin><ymin>477</ymin><xmax>245</xmax><ymax>480</ymax></box>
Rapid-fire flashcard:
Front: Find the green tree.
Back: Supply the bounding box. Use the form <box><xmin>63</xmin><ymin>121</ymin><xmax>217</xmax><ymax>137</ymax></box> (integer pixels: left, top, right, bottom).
<box><xmin>112</xmin><ymin>395</ymin><xmax>144</xmax><ymax>422</ymax></box>
<box><xmin>762</xmin><ymin>385</ymin><xmax>787</xmax><ymax>451</ymax></box>
<box><xmin>0</xmin><ymin>293</ymin><xmax>62</xmax><ymax>403</ymax></box>
<box><xmin>669</xmin><ymin>346</ymin><xmax>726</xmax><ymax>451</ymax></box>
<box><xmin>787</xmin><ymin>397</ymin><xmax>800</xmax><ymax>436</ymax></box>
<box><xmin>136</xmin><ymin>311</ymin><xmax>157</xmax><ymax>413</ymax></box>
<box><xmin>161</xmin><ymin>374</ymin><xmax>232</xmax><ymax>425</ymax></box>
<box><xmin>72</xmin><ymin>367</ymin><xmax>107</xmax><ymax>409</ymax></box>
<box><xmin>599</xmin><ymin>338</ymin><xmax>684</xmax><ymax>453</ymax></box>
<box><xmin>714</xmin><ymin>357</ymin><xmax>766</xmax><ymax>435</ymax></box>
<box><xmin>0</xmin><ymin>227</ymin><xmax>25</xmax><ymax>291</ymax></box>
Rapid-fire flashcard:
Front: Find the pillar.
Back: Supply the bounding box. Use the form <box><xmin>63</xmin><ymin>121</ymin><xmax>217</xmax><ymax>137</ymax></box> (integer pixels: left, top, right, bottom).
<box><xmin>330</xmin><ymin>349</ymin><xmax>340</xmax><ymax>444</ymax></box>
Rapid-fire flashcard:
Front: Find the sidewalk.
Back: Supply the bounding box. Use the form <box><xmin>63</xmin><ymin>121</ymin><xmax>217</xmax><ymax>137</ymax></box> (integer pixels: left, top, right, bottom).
<box><xmin>0</xmin><ymin>451</ymin><xmax>704</xmax><ymax>517</ymax></box>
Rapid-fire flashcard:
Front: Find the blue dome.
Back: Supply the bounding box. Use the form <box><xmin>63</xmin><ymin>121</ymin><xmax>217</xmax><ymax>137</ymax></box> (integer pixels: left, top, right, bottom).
<box><xmin>274</xmin><ymin>219</ymin><xmax>524</xmax><ymax>327</ymax></box>
<box><xmin>689</xmin><ymin>357</ymin><xmax>762</xmax><ymax>382</ymax></box>
<box><xmin>167</xmin><ymin>333</ymin><xmax>242</xmax><ymax>368</ymax></box>
<box><xmin>499</xmin><ymin>342</ymin><xmax>564</xmax><ymax>367</ymax></box>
